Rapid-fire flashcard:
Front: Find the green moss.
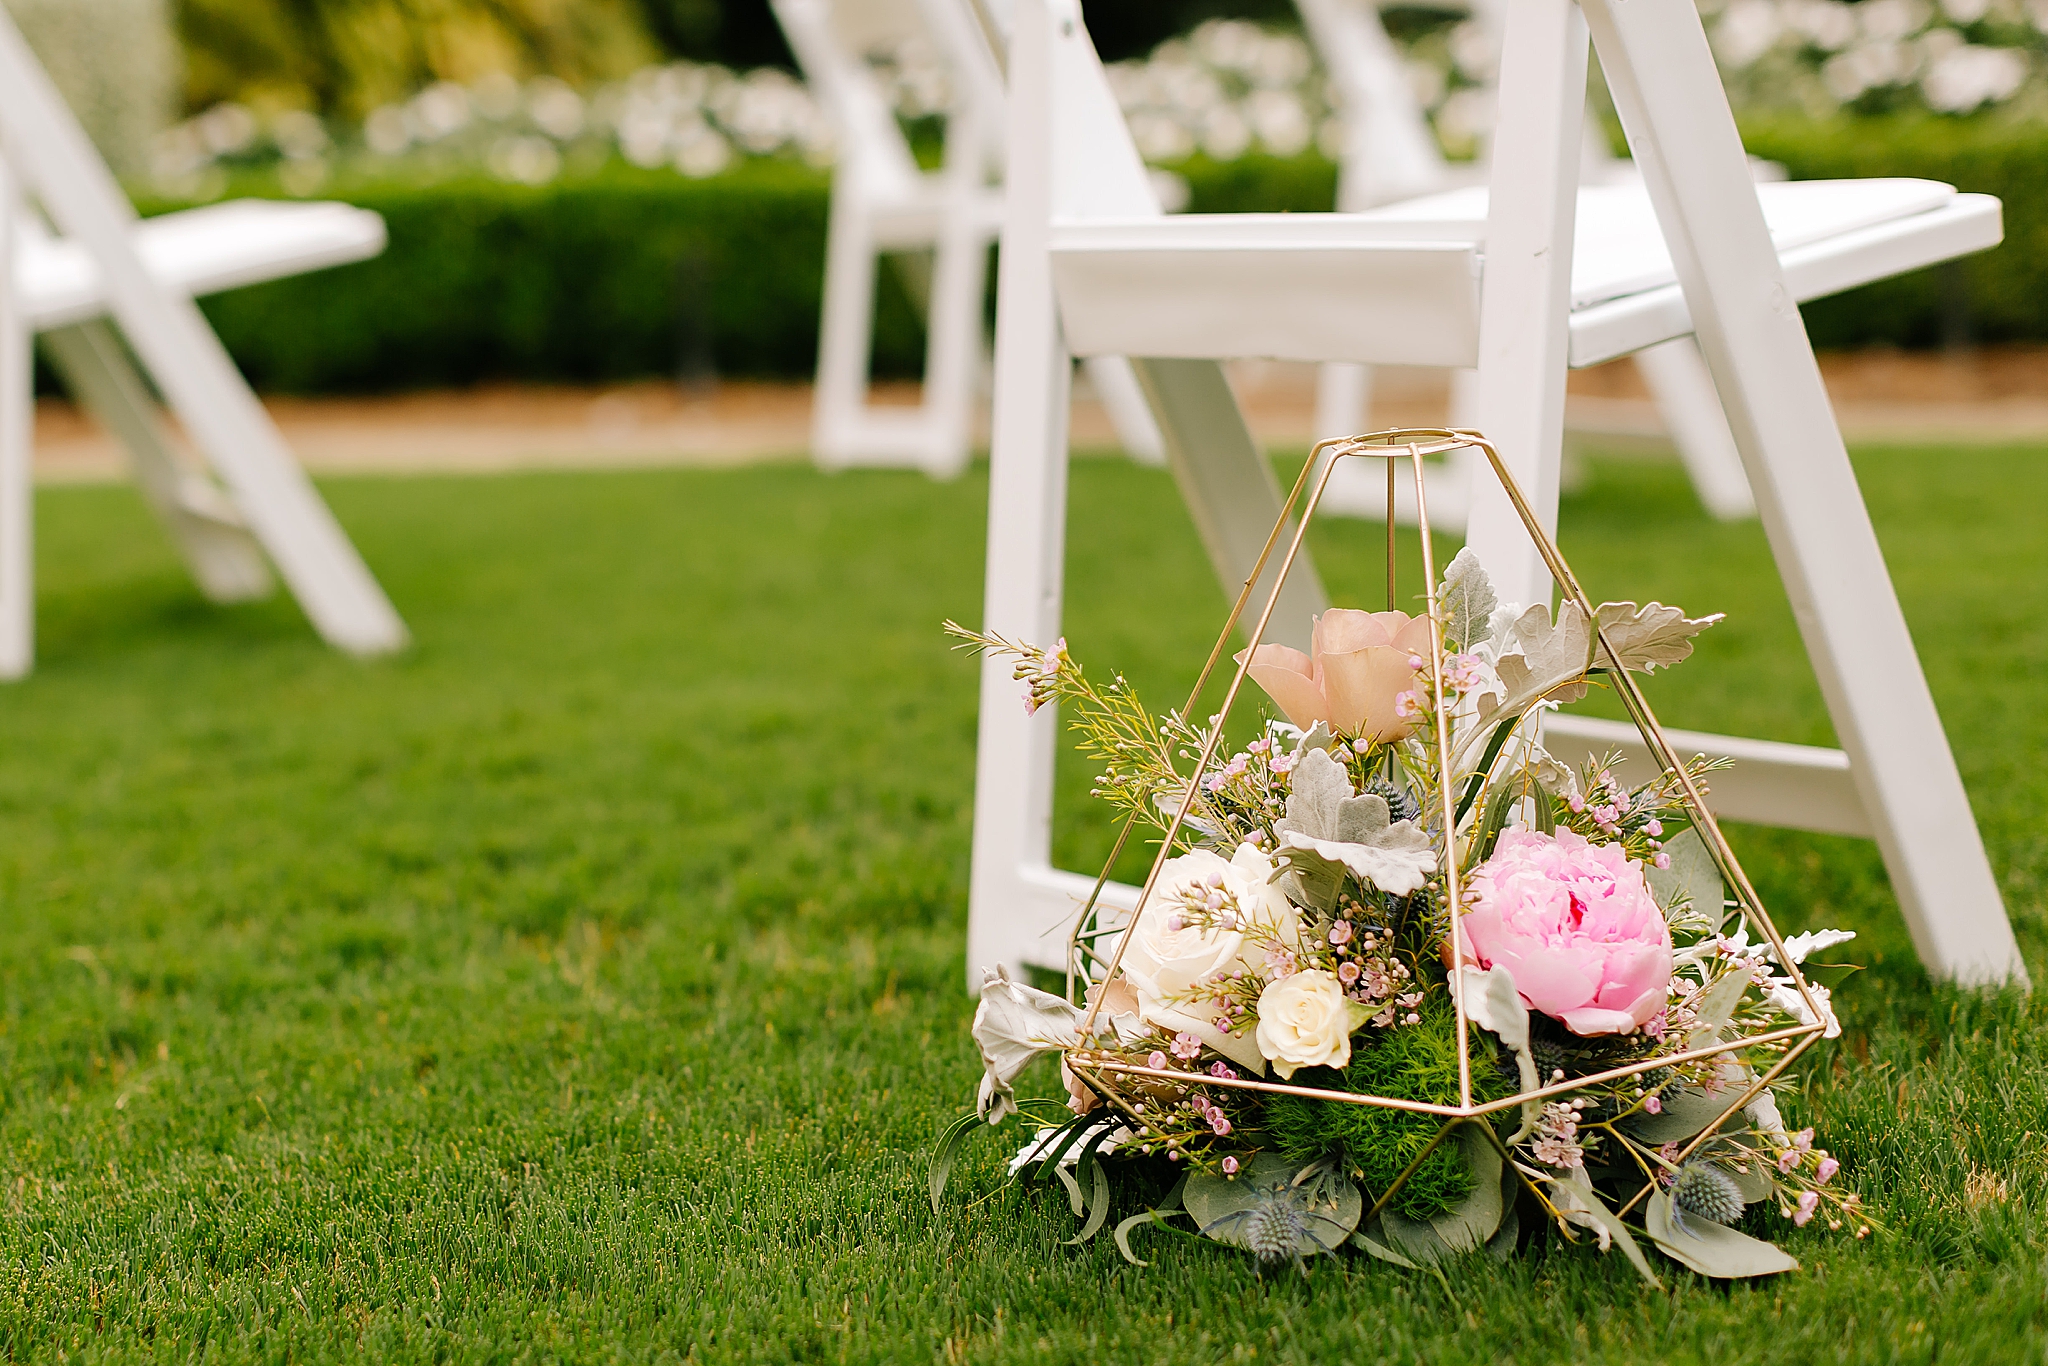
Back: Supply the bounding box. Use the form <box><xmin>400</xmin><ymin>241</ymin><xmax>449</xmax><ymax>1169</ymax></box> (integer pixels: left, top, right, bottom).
<box><xmin>1260</xmin><ymin>995</ymin><xmax>1510</xmax><ymax>1221</ymax></box>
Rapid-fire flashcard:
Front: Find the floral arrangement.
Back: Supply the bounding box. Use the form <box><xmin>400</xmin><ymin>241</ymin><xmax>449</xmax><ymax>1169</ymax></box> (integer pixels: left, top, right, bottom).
<box><xmin>938</xmin><ymin>542</ymin><xmax>1865</xmax><ymax>1283</ymax></box>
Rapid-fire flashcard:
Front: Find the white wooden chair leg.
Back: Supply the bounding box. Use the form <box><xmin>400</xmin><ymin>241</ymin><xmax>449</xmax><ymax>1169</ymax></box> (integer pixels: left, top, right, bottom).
<box><xmin>1129</xmin><ymin>357</ymin><xmax>1326</xmax><ymax>651</ymax></box>
<box><xmin>1080</xmin><ymin>355</ymin><xmax>1165</xmax><ymax>464</ymax></box>
<box><xmin>1585</xmin><ymin>0</ymin><xmax>2023</xmax><ymax>985</ymax></box>
<box><xmin>0</xmin><ymin>163</ymin><xmax>29</xmax><ymax>680</ymax></box>
<box><xmin>40</xmin><ymin>322</ymin><xmax>272</xmax><ymax>601</ymax></box>
<box><xmin>812</xmin><ymin>175</ymin><xmax>881</xmax><ymax>471</ymax></box>
<box><xmin>1633</xmin><ymin>336</ymin><xmax>1755</xmax><ymax>518</ymax></box>
<box><xmin>920</xmin><ymin>111</ymin><xmax>991</xmax><ymax>478</ymax></box>
<box><xmin>968</xmin><ymin>0</ymin><xmax>1073</xmax><ymax>982</ymax></box>
<box><xmin>1461</xmin><ymin>0</ymin><xmax>1587</xmax><ymax>611</ymax></box>
<box><xmin>1314</xmin><ymin>361</ymin><xmax>1371</xmax><ymax>445</ymax></box>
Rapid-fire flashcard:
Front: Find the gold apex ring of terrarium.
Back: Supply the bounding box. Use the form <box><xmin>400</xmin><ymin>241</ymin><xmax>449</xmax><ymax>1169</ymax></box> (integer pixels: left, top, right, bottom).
<box><xmin>1064</xmin><ymin>425</ymin><xmax>1831</xmax><ymax>1220</ymax></box>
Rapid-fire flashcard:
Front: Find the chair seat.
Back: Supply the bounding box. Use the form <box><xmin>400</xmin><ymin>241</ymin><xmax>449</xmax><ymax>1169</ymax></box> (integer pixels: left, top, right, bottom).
<box><xmin>1051</xmin><ymin>177</ymin><xmax>1999</xmax><ymax>370</ymax></box>
<box><xmin>19</xmin><ymin>199</ymin><xmax>387</xmax><ymax>332</ymax></box>
<box><xmin>1052</xmin><ymin>215</ymin><xmax>1482</xmax><ymax>368</ymax></box>
<box><xmin>869</xmin><ymin>175</ymin><xmax>1004</xmax><ymax>249</ymax></box>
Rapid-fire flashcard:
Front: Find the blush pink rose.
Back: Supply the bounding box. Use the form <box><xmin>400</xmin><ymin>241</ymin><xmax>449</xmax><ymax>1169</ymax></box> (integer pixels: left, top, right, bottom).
<box><xmin>1458</xmin><ymin>829</ymin><xmax>1672</xmax><ymax>1036</ymax></box>
<box><xmin>1238</xmin><ymin>609</ymin><xmax>1435</xmax><ymax>743</ymax></box>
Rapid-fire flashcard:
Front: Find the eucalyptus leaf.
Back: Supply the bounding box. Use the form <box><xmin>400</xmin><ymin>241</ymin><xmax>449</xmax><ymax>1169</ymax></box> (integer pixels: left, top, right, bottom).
<box><xmin>1619</xmin><ymin>1086</ymin><xmax>1737</xmax><ymax>1145</ymax></box>
<box><xmin>1645</xmin><ymin>1190</ymin><xmax>1799</xmax><ymax>1278</ymax></box>
<box><xmin>1185</xmin><ymin>1153</ymin><xmax>1361</xmax><ymax>1258</ymax></box>
<box><xmin>1053</xmin><ymin>1163</ymin><xmax>1085</xmax><ymax>1217</ymax></box>
<box><xmin>1378</xmin><ymin>1208</ymin><xmax>1457</xmax><ymax>1264</ymax></box>
<box><xmin>1722</xmin><ymin>1151</ymin><xmax>1776</xmax><ymax>1206</ymax></box>
<box><xmin>1687</xmin><ymin>970</ymin><xmax>1752</xmax><ymax>1043</ymax></box>
<box><xmin>1485</xmin><ymin>1203</ymin><xmax>1521</xmax><ymax>1263</ymax></box>
<box><xmin>1437</xmin><ymin>1126</ymin><xmax>1506</xmax><ymax>1250</ymax></box>
<box><xmin>1645</xmin><ymin>827</ymin><xmax>1724</xmax><ymax>927</ymax></box>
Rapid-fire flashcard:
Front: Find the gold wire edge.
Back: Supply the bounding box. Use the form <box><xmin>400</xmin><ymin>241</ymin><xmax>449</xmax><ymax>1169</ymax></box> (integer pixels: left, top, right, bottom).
<box><xmin>1066</xmin><ymin>1021</ymin><xmax>1818</xmax><ymax>1120</ymax></box>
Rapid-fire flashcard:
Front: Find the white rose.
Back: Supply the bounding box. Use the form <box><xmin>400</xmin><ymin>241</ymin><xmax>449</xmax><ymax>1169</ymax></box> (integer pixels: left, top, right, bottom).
<box><xmin>1254</xmin><ymin>969</ymin><xmax>1365</xmax><ymax>1078</ymax></box>
<box><xmin>1224</xmin><ymin>841</ymin><xmax>1302</xmax><ymax>952</ymax></box>
<box><xmin>1117</xmin><ymin>843</ymin><xmax>1293</xmax><ymax>1072</ymax></box>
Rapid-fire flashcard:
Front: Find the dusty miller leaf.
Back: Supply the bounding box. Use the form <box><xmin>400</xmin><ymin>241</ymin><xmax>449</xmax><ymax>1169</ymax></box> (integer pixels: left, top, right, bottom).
<box><xmin>1276</xmin><ymin>750</ymin><xmax>1436</xmax><ymax>896</ymax></box>
<box><xmin>1439</xmin><ymin>547</ymin><xmax>1497</xmax><ymax>652</ymax></box>
<box><xmin>1593</xmin><ymin>601</ymin><xmax>1725</xmax><ymax>673</ymax></box>
<box><xmin>1485</xmin><ymin>603</ymin><xmax>1593</xmax><ymax>720</ymax></box>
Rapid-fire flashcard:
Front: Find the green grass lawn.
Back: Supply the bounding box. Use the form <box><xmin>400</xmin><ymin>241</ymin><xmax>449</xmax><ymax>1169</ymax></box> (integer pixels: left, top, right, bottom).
<box><xmin>0</xmin><ymin>445</ymin><xmax>2042</xmax><ymax>1362</ymax></box>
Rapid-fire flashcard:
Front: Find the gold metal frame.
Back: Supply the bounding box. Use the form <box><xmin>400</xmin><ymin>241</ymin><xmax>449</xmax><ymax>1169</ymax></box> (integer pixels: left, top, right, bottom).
<box><xmin>1063</xmin><ymin>427</ymin><xmax>1827</xmax><ymax>1220</ymax></box>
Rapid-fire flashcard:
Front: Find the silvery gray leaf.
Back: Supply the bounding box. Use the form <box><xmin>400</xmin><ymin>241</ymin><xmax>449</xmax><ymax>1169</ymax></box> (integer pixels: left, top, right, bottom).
<box><xmin>1439</xmin><ymin>547</ymin><xmax>1497</xmax><ymax>651</ymax></box>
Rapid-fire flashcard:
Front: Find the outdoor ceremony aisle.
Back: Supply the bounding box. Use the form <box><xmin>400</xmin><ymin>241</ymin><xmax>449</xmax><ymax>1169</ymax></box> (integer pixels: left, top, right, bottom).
<box><xmin>29</xmin><ymin>347</ymin><xmax>2048</xmax><ymax>484</ymax></box>
<box><xmin>0</xmin><ymin>445</ymin><xmax>2037</xmax><ymax>1359</ymax></box>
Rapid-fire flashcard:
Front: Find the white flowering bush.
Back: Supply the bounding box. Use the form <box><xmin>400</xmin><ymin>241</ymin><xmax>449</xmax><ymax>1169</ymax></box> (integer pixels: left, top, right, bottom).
<box><xmin>148</xmin><ymin>61</ymin><xmax>840</xmax><ymax>200</ymax></box>
<box><xmin>143</xmin><ymin>3</ymin><xmax>2048</xmax><ymax>201</ymax></box>
<box><xmin>1704</xmin><ymin>0</ymin><xmax>2047</xmax><ymax>117</ymax></box>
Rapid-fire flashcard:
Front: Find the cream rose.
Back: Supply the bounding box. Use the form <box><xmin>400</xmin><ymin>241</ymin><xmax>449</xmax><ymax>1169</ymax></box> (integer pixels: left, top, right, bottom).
<box><xmin>1116</xmin><ymin>843</ymin><xmax>1295</xmax><ymax>1072</ymax></box>
<box><xmin>1254</xmin><ymin>970</ymin><xmax>1366</xmax><ymax>1078</ymax></box>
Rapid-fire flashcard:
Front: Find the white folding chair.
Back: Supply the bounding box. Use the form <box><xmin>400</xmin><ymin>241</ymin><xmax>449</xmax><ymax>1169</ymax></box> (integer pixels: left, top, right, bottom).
<box><xmin>1300</xmin><ymin>0</ymin><xmax>1756</xmax><ymax>524</ymax></box>
<box><xmin>965</xmin><ymin>0</ymin><xmax>2022</xmax><ymax>991</ymax></box>
<box><xmin>0</xmin><ymin>10</ymin><xmax>406</xmax><ymax>678</ymax></box>
<box><xmin>777</xmin><ymin>0</ymin><xmax>1164</xmax><ymax>474</ymax></box>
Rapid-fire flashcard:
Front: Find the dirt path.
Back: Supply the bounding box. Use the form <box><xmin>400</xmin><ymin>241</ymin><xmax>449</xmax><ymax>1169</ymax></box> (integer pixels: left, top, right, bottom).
<box><xmin>31</xmin><ymin>347</ymin><xmax>2048</xmax><ymax>484</ymax></box>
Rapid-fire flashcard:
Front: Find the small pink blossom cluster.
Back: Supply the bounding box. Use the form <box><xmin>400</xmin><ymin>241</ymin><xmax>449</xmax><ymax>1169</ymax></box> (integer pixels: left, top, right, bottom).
<box><xmin>1777</xmin><ymin>1127</ymin><xmax>1844</xmax><ymax>1225</ymax></box>
<box><xmin>1129</xmin><ymin>1086</ymin><xmax>1237</xmax><ymax>1162</ymax></box>
<box><xmin>1566</xmin><ymin>767</ymin><xmax>1675</xmax><ymax>870</ymax></box>
<box><xmin>1163</xmin><ymin>871</ymin><xmax>1242</xmax><ymax>935</ymax></box>
<box><xmin>1530</xmin><ymin>1100</ymin><xmax>1588</xmax><ymax>1170</ymax></box>
<box><xmin>1326</xmin><ymin>917</ymin><xmax>1422</xmax><ymax>1028</ymax></box>
<box><xmin>1013</xmin><ymin>637</ymin><xmax>1070</xmax><ymax>716</ymax></box>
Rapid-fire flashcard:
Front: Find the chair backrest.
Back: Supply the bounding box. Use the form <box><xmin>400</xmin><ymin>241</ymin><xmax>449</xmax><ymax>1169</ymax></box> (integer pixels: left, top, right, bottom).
<box><xmin>1294</xmin><ymin>0</ymin><xmax>1447</xmax><ymax>209</ymax></box>
<box><xmin>774</xmin><ymin>0</ymin><xmax>1006</xmax><ymax>198</ymax></box>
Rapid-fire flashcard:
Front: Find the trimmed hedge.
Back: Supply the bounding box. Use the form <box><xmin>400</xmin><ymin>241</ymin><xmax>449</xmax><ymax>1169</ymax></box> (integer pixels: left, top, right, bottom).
<box><xmin>144</xmin><ymin>162</ymin><xmax>926</xmax><ymax>393</ymax></box>
<box><xmin>145</xmin><ymin>116</ymin><xmax>2046</xmax><ymax>394</ymax></box>
<box><xmin>1740</xmin><ymin>115</ymin><xmax>2046</xmax><ymax>350</ymax></box>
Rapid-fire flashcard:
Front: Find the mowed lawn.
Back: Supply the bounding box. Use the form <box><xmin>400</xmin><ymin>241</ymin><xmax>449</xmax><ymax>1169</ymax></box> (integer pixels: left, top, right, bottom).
<box><xmin>0</xmin><ymin>442</ymin><xmax>2042</xmax><ymax>1362</ymax></box>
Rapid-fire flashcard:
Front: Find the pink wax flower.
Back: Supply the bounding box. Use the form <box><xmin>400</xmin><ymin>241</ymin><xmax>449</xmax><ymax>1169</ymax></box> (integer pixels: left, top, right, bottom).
<box><xmin>1237</xmin><ymin>609</ymin><xmax>1436</xmax><ymax>743</ymax></box>
<box><xmin>1793</xmin><ymin>1190</ymin><xmax>1820</xmax><ymax>1227</ymax></box>
<box><xmin>1459</xmin><ymin>829</ymin><xmax>1673</xmax><ymax>1037</ymax></box>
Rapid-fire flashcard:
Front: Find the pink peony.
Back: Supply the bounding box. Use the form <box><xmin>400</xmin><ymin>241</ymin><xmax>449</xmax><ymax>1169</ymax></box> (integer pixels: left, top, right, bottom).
<box><xmin>1458</xmin><ymin>829</ymin><xmax>1672</xmax><ymax>1036</ymax></box>
<box><xmin>1238</xmin><ymin>609</ymin><xmax>1436</xmax><ymax>743</ymax></box>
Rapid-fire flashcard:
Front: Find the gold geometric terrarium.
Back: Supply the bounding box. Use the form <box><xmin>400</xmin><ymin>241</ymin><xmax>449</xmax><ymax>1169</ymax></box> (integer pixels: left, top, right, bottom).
<box><xmin>1043</xmin><ymin>428</ymin><xmax>1839</xmax><ymax>1265</ymax></box>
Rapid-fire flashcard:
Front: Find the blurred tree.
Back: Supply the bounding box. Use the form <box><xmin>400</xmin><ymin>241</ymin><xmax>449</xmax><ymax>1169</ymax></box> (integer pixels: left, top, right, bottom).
<box><xmin>1078</xmin><ymin>0</ymin><xmax>1296</xmax><ymax>61</ymax></box>
<box><xmin>6</xmin><ymin>0</ymin><xmax>179</xmax><ymax>173</ymax></box>
<box><xmin>175</xmin><ymin>0</ymin><xmax>659</xmax><ymax>117</ymax></box>
<box><xmin>635</xmin><ymin>0</ymin><xmax>791</xmax><ymax>69</ymax></box>
<box><xmin>625</xmin><ymin>0</ymin><xmax>1287</xmax><ymax>72</ymax></box>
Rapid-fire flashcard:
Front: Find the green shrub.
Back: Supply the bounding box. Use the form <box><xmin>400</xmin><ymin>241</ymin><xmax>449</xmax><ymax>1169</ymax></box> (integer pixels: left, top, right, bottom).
<box><xmin>1740</xmin><ymin>114</ymin><xmax>2046</xmax><ymax>350</ymax></box>
<box><xmin>143</xmin><ymin>161</ymin><xmax>926</xmax><ymax>392</ymax></box>
<box><xmin>136</xmin><ymin>115</ymin><xmax>2046</xmax><ymax>395</ymax></box>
